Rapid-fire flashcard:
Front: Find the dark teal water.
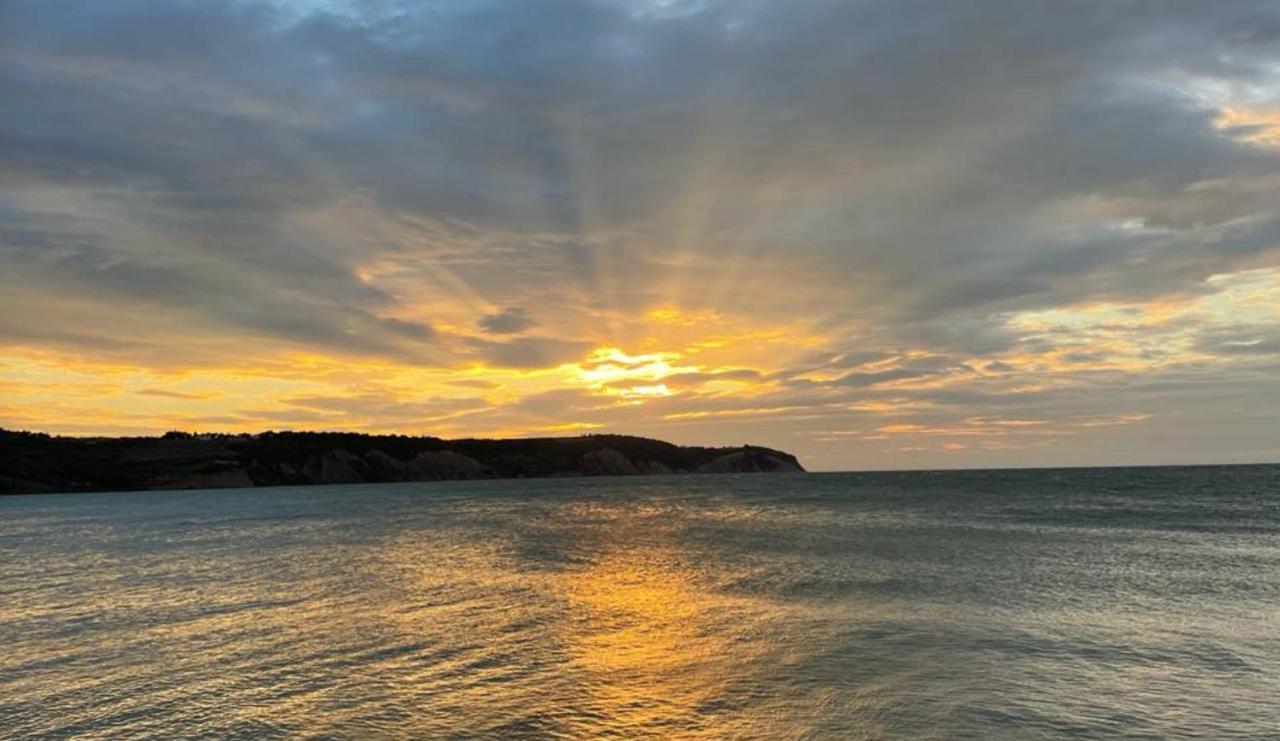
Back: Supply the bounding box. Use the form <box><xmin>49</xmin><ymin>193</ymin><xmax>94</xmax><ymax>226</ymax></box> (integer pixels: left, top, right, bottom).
<box><xmin>2</xmin><ymin>466</ymin><xmax>1278</xmax><ymax>739</ymax></box>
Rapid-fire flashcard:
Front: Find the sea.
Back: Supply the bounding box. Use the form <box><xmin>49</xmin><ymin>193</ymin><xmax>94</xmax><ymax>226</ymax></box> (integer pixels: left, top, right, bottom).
<box><xmin>1</xmin><ymin>466</ymin><xmax>1277</xmax><ymax>739</ymax></box>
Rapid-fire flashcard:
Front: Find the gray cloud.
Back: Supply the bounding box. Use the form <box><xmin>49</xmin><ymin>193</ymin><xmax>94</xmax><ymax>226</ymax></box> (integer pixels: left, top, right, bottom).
<box><xmin>1195</xmin><ymin>325</ymin><xmax>1280</xmax><ymax>355</ymax></box>
<box><xmin>471</xmin><ymin>337</ymin><xmax>593</xmax><ymax>369</ymax></box>
<box><xmin>479</xmin><ymin>307</ymin><xmax>537</xmax><ymax>334</ymax></box>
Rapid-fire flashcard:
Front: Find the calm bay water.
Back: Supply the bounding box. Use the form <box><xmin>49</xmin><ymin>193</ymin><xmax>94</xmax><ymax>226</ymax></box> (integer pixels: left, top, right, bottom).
<box><xmin>1</xmin><ymin>466</ymin><xmax>1278</xmax><ymax>739</ymax></box>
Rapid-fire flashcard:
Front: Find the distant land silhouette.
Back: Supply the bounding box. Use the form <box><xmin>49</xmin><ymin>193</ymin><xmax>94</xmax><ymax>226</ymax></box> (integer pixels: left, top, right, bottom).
<box><xmin>0</xmin><ymin>430</ymin><xmax>804</xmax><ymax>494</ymax></box>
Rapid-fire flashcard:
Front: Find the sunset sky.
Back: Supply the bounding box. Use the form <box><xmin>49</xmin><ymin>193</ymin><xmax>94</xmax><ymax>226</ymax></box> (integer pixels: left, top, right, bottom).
<box><xmin>2</xmin><ymin>0</ymin><xmax>1279</xmax><ymax>470</ymax></box>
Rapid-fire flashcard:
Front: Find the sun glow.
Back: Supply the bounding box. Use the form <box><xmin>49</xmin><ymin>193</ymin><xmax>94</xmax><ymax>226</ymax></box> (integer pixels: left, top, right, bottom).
<box><xmin>571</xmin><ymin>347</ymin><xmax>694</xmax><ymax>395</ymax></box>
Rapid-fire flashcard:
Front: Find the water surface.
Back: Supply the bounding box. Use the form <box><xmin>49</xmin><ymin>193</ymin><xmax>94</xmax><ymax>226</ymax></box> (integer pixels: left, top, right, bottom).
<box><xmin>2</xmin><ymin>466</ymin><xmax>1278</xmax><ymax>738</ymax></box>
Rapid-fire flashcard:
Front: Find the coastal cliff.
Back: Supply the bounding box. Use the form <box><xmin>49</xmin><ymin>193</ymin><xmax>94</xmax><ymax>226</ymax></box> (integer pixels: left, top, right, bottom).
<box><xmin>0</xmin><ymin>430</ymin><xmax>804</xmax><ymax>494</ymax></box>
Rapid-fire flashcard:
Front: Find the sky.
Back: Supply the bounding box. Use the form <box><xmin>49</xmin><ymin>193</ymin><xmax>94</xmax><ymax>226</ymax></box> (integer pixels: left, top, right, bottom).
<box><xmin>2</xmin><ymin>0</ymin><xmax>1279</xmax><ymax>470</ymax></box>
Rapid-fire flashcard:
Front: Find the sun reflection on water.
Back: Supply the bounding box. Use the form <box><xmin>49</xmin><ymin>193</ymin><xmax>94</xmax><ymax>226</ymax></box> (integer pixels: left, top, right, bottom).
<box><xmin>561</xmin><ymin>547</ymin><xmax>742</xmax><ymax>730</ymax></box>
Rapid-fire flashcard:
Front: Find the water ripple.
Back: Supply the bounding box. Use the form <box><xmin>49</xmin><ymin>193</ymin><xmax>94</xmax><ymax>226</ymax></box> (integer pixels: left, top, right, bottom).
<box><xmin>1</xmin><ymin>466</ymin><xmax>1278</xmax><ymax>738</ymax></box>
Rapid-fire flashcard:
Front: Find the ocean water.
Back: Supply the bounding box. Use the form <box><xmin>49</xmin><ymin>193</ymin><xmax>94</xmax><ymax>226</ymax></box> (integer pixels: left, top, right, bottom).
<box><xmin>1</xmin><ymin>466</ymin><xmax>1277</xmax><ymax>739</ymax></box>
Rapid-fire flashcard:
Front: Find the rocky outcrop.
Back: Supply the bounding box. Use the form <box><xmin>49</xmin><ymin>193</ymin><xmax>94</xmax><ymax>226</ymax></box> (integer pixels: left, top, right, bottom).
<box><xmin>579</xmin><ymin>448</ymin><xmax>674</xmax><ymax>476</ymax></box>
<box><xmin>161</xmin><ymin>468</ymin><xmax>256</xmax><ymax>490</ymax></box>
<box><xmin>362</xmin><ymin>449</ymin><xmax>408</xmax><ymax>480</ymax></box>
<box><xmin>277</xmin><ymin>449</ymin><xmax>493</xmax><ymax>484</ymax></box>
<box><xmin>303</xmin><ymin>449</ymin><xmax>368</xmax><ymax>485</ymax></box>
<box><xmin>696</xmin><ymin>448</ymin><xmax>805</xmax><ymax>474</ymax></box>
<box><xmin>407</xmin><ymin>451</ymin><xmax>493</xmax><ymax>480</ymax></box>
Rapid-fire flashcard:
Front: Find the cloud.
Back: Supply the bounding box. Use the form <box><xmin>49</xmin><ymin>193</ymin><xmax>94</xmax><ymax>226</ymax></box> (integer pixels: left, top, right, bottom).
<box><xmin>281</xmin><ymin>393</ymin><xmax>489</xmax><ymax>422</ymax></box>
<box><xmin>472</xmin><ymin>337</ymin><xmax>594</xmax><ymax>369</ymax></box>
<box><xmin>659</xmin><ymin>369</ymin><xmax>761</xmax><ymax>389</ymax></box>
<box><xmin>479</xmin><ymin>307</ymin><xmax>537</xmax><ymax>334</ymax></box>
<box><xmin>136</xmin><ymin>388</ymin><xmax>219</xmax><ymax>400</ymax></box>
<box><xmin>1194</xmin><ymin>325</ymin><xmax>1280</xmax><ymax>355</ymax></box>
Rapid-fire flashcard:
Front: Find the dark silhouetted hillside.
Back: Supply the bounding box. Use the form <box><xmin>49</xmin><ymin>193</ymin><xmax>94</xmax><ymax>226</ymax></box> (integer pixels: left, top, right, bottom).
<box><xmin>0</xmin><ymin>429</ymin><xmax>804</xmax><ymax>494</ymax></box>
